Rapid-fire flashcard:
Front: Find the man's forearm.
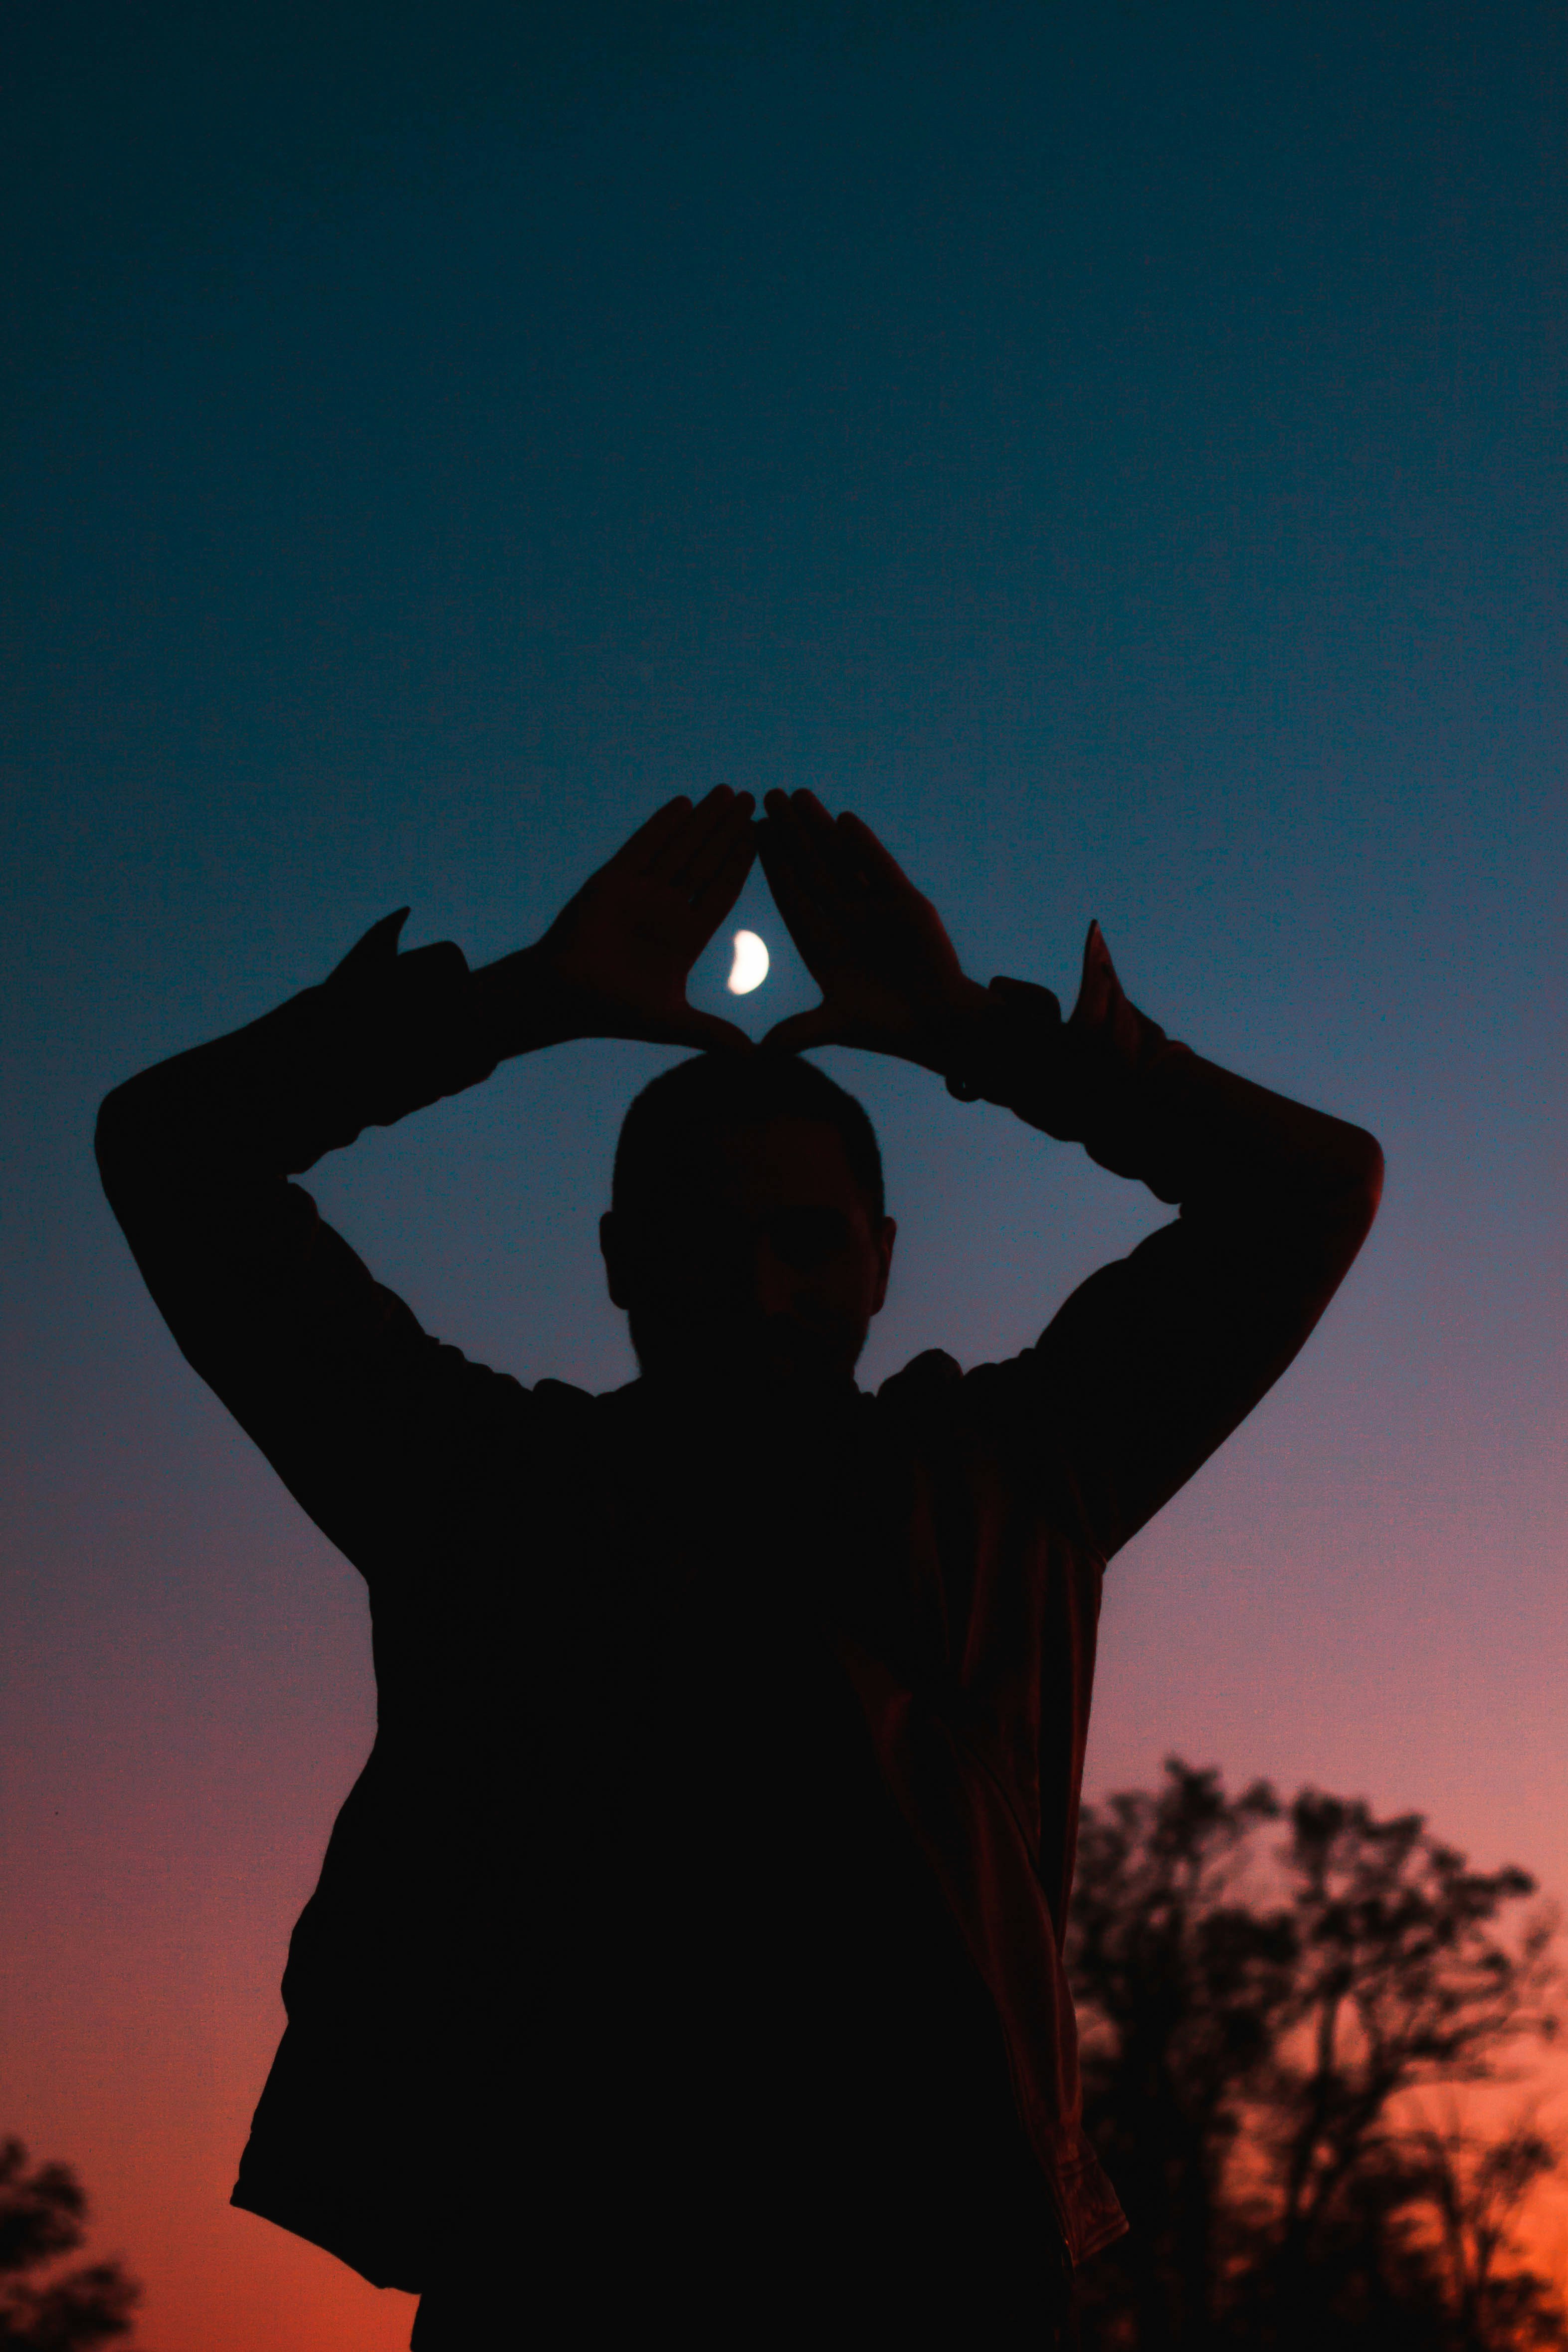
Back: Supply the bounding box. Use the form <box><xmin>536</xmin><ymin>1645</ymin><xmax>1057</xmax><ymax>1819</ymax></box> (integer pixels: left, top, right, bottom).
<box><xmin>977</xmin><ymin>936</ymin><xmax>1383</xmax><ymax>1560</ymax></box>
<box><xmin>470</xmin><ymin>942</ymin><xmax>603</xmax><ymax>1064</ymax></box>
<box><xmin>98</xmin><ymin>912</ymin><xmax>508</xmax><ymax>1201</ymax></box>
<box><xmin>95</xmin><ymin>911</ymin><xmax>537</xmax><ymax>1591</ymax></box>
<box><xmin>929</xmin><ymin>943</ymin><xmax>1381</xmax><ymax>1225</ymax></box>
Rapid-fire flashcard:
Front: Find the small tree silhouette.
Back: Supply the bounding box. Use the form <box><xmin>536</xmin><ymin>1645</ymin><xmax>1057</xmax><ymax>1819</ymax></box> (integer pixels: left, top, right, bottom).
<box><xmin>1068</xmin><ymin>1762</ymin><xmax>1566</xmax><ymax>2351</ymax></box>
<box><xmin>0</xmin><ymin>2141</ymin><xmax>141</xmax><ymax>2351</ymax></box>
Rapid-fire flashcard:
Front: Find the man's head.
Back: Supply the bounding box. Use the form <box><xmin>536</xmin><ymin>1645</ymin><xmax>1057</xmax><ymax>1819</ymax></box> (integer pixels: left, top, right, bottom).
<box><xmin>600</xmin><ymin>1054</ymin><xmax>896</xmax><ymax>1391</ymax></box>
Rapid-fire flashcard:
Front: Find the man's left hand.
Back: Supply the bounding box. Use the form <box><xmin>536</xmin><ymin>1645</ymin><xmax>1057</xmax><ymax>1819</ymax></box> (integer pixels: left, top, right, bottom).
<box><xmin>754</xmin><ymin>790</ymin><xmax>988</xmax><ymax>1068</ymax></box>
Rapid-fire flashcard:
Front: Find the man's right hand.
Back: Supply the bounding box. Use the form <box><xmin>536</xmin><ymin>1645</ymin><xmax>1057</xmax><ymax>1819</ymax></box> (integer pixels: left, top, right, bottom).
<box><xmin>476</xmin><ymin>788</ymin><xmax>758</xmax><ymax>1057</ymax></box>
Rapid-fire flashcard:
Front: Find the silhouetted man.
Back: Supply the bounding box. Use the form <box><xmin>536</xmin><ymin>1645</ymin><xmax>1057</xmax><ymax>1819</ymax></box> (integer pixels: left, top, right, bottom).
<box><xmin>96</xmin><ymin>788</ymin><xmax>1382</xmax><ymax>2347</ymax></box>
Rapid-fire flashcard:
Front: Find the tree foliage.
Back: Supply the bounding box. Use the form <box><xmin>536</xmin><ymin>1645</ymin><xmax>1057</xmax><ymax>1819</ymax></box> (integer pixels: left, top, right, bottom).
<box><xmin>1068</xmin><ymin>1762</ymin><xmax>1565</xmax><ymax>2351</ymax></box>
<box><xmin>0</xmin><ymin>2143</ymin><xmax>141</xmax><ymax>2352</ymax></box>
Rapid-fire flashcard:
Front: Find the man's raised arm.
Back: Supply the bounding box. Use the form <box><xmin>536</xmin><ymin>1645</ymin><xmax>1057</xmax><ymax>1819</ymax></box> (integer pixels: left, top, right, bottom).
<box><xmin>755</xmin><ymin>790</ymin><xmax>1382</xmax><ymax>1560</ymax></box>
<box><xmin>938</xmin><ymin>928</ymin><xmax>1381</xmax><ymax>1557</ymax></box>
<box><xmin>96</xmin><ymin>790</ymin><xmax>757</xmax><ymax>1582</ymax></box>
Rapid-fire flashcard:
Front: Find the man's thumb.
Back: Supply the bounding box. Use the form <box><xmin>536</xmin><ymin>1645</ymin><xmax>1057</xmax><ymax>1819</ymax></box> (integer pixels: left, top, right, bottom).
<box><xmin>756</xmin><ymin>1005</ymin><xmax>841</xmax><ymax>1055</ymax></box>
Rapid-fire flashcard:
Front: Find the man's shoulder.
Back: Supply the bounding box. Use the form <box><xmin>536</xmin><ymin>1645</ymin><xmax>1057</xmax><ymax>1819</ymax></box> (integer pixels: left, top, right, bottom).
<box><xmin>531</xmin><ymin>1374</ymin><xmax>602</xmax><ymax>1412</ymax></box>
<box><xmin>873</xmin><ymin>1342</ymin><xmax>1074</xmax><ymax>1481</ymax></box>
<box><xmin>872</xmin><ymin>1346</ymin><xmax>1027</xmax><ymax>1444</ymax></box>
<box><xmin>876</xmin><ymin>1345</ymin><xmax>1048</xmax><ymax>1415</ymax></box>
<box><xmin>875</xmin><ymin>1347</ymin><xmax>965</xmax><ymax>1410</ymax></box>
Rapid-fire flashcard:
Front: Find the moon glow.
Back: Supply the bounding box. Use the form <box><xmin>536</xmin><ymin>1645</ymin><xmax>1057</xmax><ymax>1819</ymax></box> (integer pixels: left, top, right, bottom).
<box><xmin>726</xmin><ymin>930</ymin><xmax>770</xmax><ymax>995</ymax></box>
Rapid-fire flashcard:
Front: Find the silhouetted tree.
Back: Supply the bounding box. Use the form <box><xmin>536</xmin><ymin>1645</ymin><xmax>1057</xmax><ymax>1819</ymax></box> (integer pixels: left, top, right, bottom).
<box><xmin>0</xmin><ymin>2142</ymin><xmax>141</xmax><ymax>2351</ymax></box>
<box><xmin>1068</xmin><ymin>1763</ymin><xmax>1564</xmax><ymax>2351</ymax></box>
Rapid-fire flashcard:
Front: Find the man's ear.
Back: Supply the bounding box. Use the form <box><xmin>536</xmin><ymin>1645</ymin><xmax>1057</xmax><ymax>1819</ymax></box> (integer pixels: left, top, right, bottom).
<box><xmin>870</xmin><ymin>1216</ymin><xmax>897</xmax><ymax>1317</ymax></box>
<box><xmin>599</xmin><ymin>1211</ymin><xmax>632</xmax><ymax>1311</ymax></box>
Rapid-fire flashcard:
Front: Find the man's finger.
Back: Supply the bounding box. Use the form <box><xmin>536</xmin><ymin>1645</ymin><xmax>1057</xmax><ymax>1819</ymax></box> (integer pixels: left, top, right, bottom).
<box><xmin>766</xmin><ymin>787</ymin><xmax>841</xmax><ymax>863</ymax></box>
<box><xmin>793</xmin><ymin>800</ymin><xmax>888</xmax><ymax>930</ymax></box>
<box><xmin>684</xmin><ymin>803</ymin><xmax>757</xmax><ymax>909</ymax></box>
<box><xmin>1068</xmin><ymin>921</ymin><xmax>1122</xmax><ymax>1032</ymax></box>
<box><xmin>687</xmin><ymin>837</ymin><xmax>760</xmax><ymax>951</ymax></box>
<box><xmin>667</xmin><ymin>1007</ymin><xmax>756</xmax><ymax>1054</ymax></box>
<box><xmin>756</xmin><ymin>822</ymin><xmax>836</xmax><ymax>964</ymax></box>
<box><xmin>653</xmin><ymin>785</ymin><xmax>746</xmax><ymax>884</ymax></box>
<box><xmin>771</xmin><ymin>787</ymin><xmax>836</xmax><ymax>842</ymax></box>
<box><xmin>756</xmin><ymin>1003</ymin><xmax>842</xmax><ymax>1055</ymax></box>
<box><xmin>754</xmin><ymin>813</ymin><xmax>811</xmax><ymax>905</ymax></box>
<box><xmin>622</xmin><ymin>796</ymin><xmax>696</xmax><ymax>873</ymax></box>
<box><xmin>835</xmin><ymin>810</ymin><xmax>923</xmax><ymax>902</ymax></box>
<box><xmin>761</xmin><ymin>789</ymin><xmax>849</xmax><ymax>908</ymax></box>
<box><xmin>755</xmin><ymin>811</ymin><xmax>814</xmax><ymax>899</ymax></box>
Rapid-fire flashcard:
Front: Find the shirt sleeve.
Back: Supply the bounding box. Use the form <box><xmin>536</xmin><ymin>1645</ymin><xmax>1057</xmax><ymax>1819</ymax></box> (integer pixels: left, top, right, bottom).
<box><xmin>95</xmin><ymin>911</ymin><xmax>528</xmax><ymax>1588</ymax></box>
<box><xmin>948</xmin><ymin>951</ymin><xmax>1384</xmax><ymax>1563</ymax></box>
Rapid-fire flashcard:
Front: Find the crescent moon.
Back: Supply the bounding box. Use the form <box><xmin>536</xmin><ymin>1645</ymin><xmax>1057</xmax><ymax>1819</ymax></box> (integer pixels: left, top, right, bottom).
<box><xmin>726</xmin><ymin>930</ymin><xmax>770</xmax><ymax>995</ymax></box>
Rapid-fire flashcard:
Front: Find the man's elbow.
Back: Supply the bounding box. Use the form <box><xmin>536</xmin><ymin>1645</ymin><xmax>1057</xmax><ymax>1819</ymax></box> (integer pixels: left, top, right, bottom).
<box><xmin>95</xmin><ymin>1080</ymin><xmax>134</xmax><ymax>1187</ymax></box>
<box><xmin>1335</xmin><ymin>1125</ymin><xmax>1384</xmax><ymax>1247</ymax></box>
<box><xmin>1351</xmin><ymin>1125</ymin><xmax>1384</xmax><ymax>1208</ymax></box>
<box><xmin>94</xmin><ymin>1072</ymin><xmax>163</xmax><ymax>1209</ymax></box>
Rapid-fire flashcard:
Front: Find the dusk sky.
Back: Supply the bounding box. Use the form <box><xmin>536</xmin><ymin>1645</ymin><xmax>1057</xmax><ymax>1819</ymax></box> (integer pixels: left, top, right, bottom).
<box><xmin>3</xmin><ymin>2</ymin><xmax>1564</xmax><ymax>2343</ymax></box>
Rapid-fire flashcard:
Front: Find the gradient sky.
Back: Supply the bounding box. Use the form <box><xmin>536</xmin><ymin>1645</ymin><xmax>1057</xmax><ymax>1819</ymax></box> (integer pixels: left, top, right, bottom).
<box><xmin>3</xmin><ymin>3</ymin><xmax>1565</xmax><ymax>2343</ymax></box>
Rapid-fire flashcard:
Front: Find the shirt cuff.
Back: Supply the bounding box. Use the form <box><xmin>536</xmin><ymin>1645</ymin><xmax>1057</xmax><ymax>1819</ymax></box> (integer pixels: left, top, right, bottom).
<box><xmin>941</xmin><ymin>971</ymin><xmax>1192</xmax><ymax>1202</ymax></box>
